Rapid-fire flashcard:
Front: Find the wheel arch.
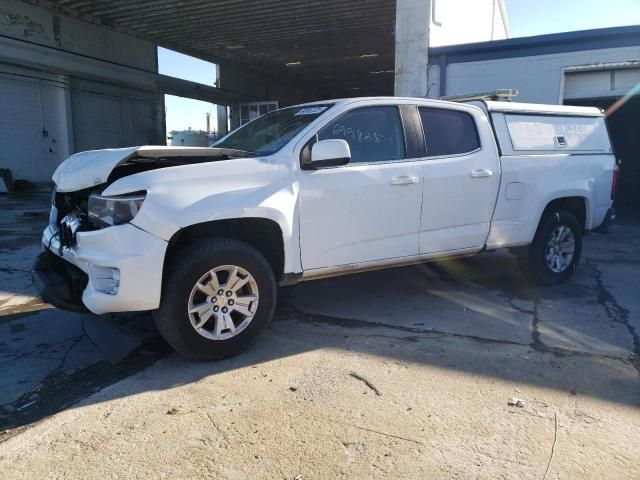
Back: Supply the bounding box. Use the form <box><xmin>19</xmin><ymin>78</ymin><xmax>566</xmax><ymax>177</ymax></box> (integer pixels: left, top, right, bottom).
<box><xmin>164</xmin><ymin>217</ymin><xmax>286</xmax><ymax>287</ymax></box>
<box><xmin>538</xmin><ymin>195</ymin><xmax>589</xmax><ymax>233</ymax></box>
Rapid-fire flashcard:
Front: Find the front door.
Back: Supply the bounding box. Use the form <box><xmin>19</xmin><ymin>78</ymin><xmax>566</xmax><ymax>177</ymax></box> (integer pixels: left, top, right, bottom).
<box><xmin>418</xmin><ymin>106</ymin><xmax>501</xmax><ymax>254</ymax></box>
<box><xmin>298</xmin><ymin>105</ymin><xmax>423</xmax><ymax>270</ymax></box>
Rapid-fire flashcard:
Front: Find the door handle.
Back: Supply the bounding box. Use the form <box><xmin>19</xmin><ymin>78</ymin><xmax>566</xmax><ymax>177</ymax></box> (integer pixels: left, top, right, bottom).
<box><xmin>390</xmin><ymin>175</ymin><xmax>419</xmax><ymax>185</ymax></box>
<box><xmin>470</xmin><ymin>169</ymin><xmax>493</xmax><ymax>178</ymax></box>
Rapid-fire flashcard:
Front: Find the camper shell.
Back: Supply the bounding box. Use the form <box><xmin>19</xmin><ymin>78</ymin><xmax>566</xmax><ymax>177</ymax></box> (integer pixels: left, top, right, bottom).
<box><xmin>470</xmin><ymin>100</ymin><xmax>613</xmax><ymax>156</ymax></box>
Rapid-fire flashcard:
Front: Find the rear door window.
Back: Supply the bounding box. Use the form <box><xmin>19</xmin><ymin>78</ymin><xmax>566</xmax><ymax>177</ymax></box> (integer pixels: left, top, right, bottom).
<box><xmin>418</xmin><ymin>107</ymin><xmax>480</xmax><ymax>157</ymax></box>
<box><xmin>318</xmin><ymin>106</ymin><xmax>406</xmax><ymax>163</ymax></box>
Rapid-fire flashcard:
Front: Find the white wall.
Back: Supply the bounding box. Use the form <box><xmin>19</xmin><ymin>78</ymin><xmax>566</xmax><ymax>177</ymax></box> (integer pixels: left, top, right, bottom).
<box><xmin>0</xmin><ymin>66</ymin><xmax>72</xmax><ymax>182</ymax></box>
<box><xmin>440</xmin><ymin>46</ymin><xmax>640</xmax><ymax>103</ymax></box>
<box><xmin>430</xmin><ymin>0</ymin><xmax>509</xmax><ymax>47</ymax></box>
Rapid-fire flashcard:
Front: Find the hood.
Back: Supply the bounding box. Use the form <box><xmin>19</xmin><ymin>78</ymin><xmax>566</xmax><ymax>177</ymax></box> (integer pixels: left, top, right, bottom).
<box><xmin>52</xmin><ymin>146</ymin><xmax>249</xmax><ymax>192</ymax></box>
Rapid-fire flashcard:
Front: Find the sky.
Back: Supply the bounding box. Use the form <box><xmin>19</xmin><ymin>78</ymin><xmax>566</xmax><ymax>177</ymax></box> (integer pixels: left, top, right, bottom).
<box><xmin>157</xmin><ymin>47</ymin><xmax>218</xmax><ymax>136</ymax></box>
<box><xmin>158</xmin><ymin>1</ymin><xmax>640</xmax><ymax>141</ymax></box>
<box><xmin>504</xmin><ymin>0</ymin><xmax>640</xmax><ymax>37</ymax></box>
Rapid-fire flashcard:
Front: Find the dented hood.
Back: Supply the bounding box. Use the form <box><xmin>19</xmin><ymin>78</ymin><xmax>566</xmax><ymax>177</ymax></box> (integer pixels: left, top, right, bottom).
<box><xmin>52</xmin><ymin>146</ymin><xmax>246</xmax><ymax>192</ymax></box>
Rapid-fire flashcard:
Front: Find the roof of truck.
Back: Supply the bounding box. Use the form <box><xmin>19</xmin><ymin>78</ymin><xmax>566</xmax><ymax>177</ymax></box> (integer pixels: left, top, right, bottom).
<box><xmin>481</xmin><ymin>100</ymin><xmax>604</xmax><ymax>117</ymax></box>
<box><xmin>295</xmin><ymin>97</ymin><xmax>605</xmax><ymax>117</ymax></box>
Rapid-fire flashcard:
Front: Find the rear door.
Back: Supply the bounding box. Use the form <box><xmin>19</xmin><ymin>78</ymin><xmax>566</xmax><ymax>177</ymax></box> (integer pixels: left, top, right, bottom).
<box><xmin>418</xmin><ymin>106</ymin><xmax>501</xmax><ymax>254</ymax></box>
<box><xmin>298</xmin><ymin>105</ymin><xmax>423</xmax><ymax>270</ymax></box>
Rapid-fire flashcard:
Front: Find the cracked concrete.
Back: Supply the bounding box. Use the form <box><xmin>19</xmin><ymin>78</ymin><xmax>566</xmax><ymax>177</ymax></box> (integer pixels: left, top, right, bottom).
<box><xmin>0</xmin><ymin>194</ymin><xmax>168</xmax><ymax>430</ymax></box>
<box><xmin>289</xmin><ymin>230</ymin><xmax>640</xmax><ymax>365</ymax></box>
<box><xmin>1</xmin><ymin>193</ymin><xmax>639</xmax><ymax>478</ymax></box>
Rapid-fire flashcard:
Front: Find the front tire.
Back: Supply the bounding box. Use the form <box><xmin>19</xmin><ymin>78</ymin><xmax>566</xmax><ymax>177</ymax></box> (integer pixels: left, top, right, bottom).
<box><xmin>519</xmin><ymin>209</ymin><xmax>582</xmax><ymax>285</ymax></box>
<box><xmin>154</xmin><ymin>238</ymin><xmax>277</xmax><ymax>361</ymax></box>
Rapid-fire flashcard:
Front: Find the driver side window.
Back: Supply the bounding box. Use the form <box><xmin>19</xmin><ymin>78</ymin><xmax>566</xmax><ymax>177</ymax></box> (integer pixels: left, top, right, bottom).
<box><xmin>317</xmin><ymin>106</ymin><xmax>406</xmax><ymax>163</ymax></box>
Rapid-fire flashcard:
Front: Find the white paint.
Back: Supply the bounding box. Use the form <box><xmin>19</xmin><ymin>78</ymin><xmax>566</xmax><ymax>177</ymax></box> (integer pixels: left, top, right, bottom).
<box><xmin>44</xmin><ymin>97</ymin><xmax>615</xmax><ymax>314</ymax></box>
<box><xmin>298</xmin><ymin>159</ymin><xmax>423</xmax><ymax>269</ymax></box>
<box><xmin>42</xmin><ymin>222</ymin><xmax>166</xmax><ymax>314</ymax></box>
<box><xmin>503</xmin><ymin>114</ymin><xmax>610</xmax><ymax>152</ymax></box>
<box><xmin>310</xmin><ymin>139</ymin><xmax>351</xmax><ymax>163</ymax></box>
<box><xmin>484</xmin><ymin>103</ymin><xmax>614</xmax><ymax>248</ymax></box>
<box><xmin>482</xmin><ymin>100</ymin><xmax>603</xmax><ymax>116</ymax></box>
<box><xmin>419</xmin><ymin>105</ymin><xmax>501</xmax><ymax>253</ymax></box>
<box><xmin>53</xmin><ymin>146</ymin><xmax>230</xmax><ymax>192</ymax></box>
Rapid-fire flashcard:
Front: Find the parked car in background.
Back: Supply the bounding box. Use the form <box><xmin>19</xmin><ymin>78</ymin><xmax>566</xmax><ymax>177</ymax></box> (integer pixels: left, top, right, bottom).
<box><xmin>34</xmin><ymin>97</ymin><xmax>617</xmax><ymax>360</ymax></box>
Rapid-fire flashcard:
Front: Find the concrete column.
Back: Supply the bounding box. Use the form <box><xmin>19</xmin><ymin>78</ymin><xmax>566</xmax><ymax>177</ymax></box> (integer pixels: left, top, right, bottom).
<box><xmin>394</xmin><ymin>0</ymin><xmax>431</xmax><ymax>97</ymax></box>
<box><xmin>216</xmin><ymin>105</ymin><xmax>228</xmax><ymax>137</ymax></box>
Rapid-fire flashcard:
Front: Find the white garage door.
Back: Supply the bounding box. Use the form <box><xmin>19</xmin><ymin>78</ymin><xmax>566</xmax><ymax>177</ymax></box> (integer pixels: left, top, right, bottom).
<box><xmin>564</xmin><ymin>66</ymin><xmax>640</xmax><ymax>100</ymax></box>
<box><xmin>0</xmin><ymin>68</ymin><xmax>69</xmax><ymax>183</ymax></box>
<box><xmin>70</xmin><ymin>79</ymin><xmax>161</xmax><ymax>153</ymax></box>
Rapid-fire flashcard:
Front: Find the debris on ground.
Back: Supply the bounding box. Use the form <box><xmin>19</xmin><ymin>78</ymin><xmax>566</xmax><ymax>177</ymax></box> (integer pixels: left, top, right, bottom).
<box><xmin>543</xmin><ymin>412</ymin><xmax>559</xmax><ymax>480</ymax></box>
<box><xmin>166</xmin><ymin>408</ymin><xmax>179</xmax><ymax>415</ymax></box>
<box><xmin>508</xmin><ymin>397</ymin><xmax>525</xmax><ymax>407</ymax></box>
<box><xmin>349</xmin><ymin>372</ymin><xmax>381</xmax><ymax>396</ymax></box>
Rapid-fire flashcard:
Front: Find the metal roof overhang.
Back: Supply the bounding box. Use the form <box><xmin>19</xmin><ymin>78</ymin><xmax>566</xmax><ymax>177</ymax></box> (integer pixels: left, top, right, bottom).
<box><xmin>36</xmin><ymin>0</ymin><xmax>399</xmax><ymax>99</ymax></box>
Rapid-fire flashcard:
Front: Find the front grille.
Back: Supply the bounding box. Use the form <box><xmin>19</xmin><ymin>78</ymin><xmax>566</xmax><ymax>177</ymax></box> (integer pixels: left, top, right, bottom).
<box><xmin>59</xmin><ymin>215</ymin><xmax>82</xmax><ymax>248</ymax></box>
<box><xmin>54</xmin><ymin>189</ymin><xmax>89</xmax><ymax>223</ymax></box>
<box><xmin>53</xmin><ymin>188</ymin><xmax>95</xmax><ymax>247</ymax></box>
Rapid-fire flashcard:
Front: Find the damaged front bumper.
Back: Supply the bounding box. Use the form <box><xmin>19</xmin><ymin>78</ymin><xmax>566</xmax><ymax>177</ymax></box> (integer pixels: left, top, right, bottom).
<box><xmin>35</xmin><ymin>222</ymin><xmax>167</xmax><ymax>314</ymax></box>
<box><xmin>33</xmin><ymin>250</ymin><xmax>89</xmax><ymax>312</ymax></box>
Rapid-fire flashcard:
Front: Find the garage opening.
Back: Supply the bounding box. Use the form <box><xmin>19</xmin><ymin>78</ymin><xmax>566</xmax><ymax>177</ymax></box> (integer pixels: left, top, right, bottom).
<box><xmin>563</xmin><ymin>64</ymin><xmax>640</xmax><ymax>219</ymax></box>
<box><xmin>164</xmin><ymin>95</ymin><xmax>217</xmax><ymax>146</ymax></box>
<box><xmin>158</xmin><ymin>48</ymin><xmax>220</xmax><ymax>146</ymax></box>
<box><xmin>565</xmin><ymin>95</ymin><xmax>640</xmax><ymax>218</ymax></box>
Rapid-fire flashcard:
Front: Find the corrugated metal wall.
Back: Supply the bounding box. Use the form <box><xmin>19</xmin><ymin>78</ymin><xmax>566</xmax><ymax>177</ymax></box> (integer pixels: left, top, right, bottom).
<box><xmin>0</xmin><ymin>64</ymin><xmax>163</xmax><ymax>184</ymax></box>
<box><xmin>70</xmin><ymin>79</ymin><xmax>162</xmax><ymax>152</ymax></box>
<box><xmin>0</xmin><ymin>67</ymin><xmax>71</xmax><ymax>183</ymax></box>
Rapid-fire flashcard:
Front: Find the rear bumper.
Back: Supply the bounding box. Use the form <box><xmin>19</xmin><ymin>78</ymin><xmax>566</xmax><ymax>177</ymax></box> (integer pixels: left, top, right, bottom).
<box><xmin>594</xmin><ymin>207</ymin><xmax>616</xmax><ymax>232</ymax></box>
<box><xmin>39</xmin><ymin>222</ymin><xmax>167</xmax><ymax>314</ymax></box>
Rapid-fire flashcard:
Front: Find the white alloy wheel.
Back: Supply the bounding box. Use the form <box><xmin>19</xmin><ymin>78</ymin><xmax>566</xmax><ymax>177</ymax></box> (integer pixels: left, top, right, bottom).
<box><xmin>187</xmin><ymin>265</ymin><xmax>259</xmax><ymax>341</ymax></box>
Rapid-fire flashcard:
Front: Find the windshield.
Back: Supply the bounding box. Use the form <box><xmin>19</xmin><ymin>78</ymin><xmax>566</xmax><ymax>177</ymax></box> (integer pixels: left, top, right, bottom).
<box><xmin>215</xmin><ymin>104</ymin><xmax>333</xmax><ymax>155</ymax></box>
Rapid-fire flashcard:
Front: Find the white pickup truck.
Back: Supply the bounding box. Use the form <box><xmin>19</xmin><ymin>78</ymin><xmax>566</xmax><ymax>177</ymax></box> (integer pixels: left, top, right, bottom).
<box><xmin>34</xmin><ymin>97</ymin><xmax>617</xmax><ymax>360</ymax></box>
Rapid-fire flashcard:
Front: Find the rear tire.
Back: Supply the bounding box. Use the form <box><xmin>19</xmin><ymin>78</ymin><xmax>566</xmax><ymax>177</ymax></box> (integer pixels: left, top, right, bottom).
<box><xmin>154</xmin><ymin>238</ymin><xmax>277</xmax><ymax>361</ymax></box>
<box><xmin>518</xmin><ymin>209</ymin><xmax>582</xmax><ymax>285</ymax></box>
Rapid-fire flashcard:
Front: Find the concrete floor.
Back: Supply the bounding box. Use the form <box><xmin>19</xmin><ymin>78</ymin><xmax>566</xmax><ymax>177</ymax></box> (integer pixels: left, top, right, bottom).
<box><xmin>0</xmin><ymin>193</ymin><xmax>639</xmax><ymax>479</ymax></box>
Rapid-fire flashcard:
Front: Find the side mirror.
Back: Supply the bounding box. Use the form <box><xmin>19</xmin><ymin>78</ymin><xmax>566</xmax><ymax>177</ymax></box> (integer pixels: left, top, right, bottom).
<box><xmin>309</xmin><ymin>139</ymin><xmax>351</xmax><ymax>169</ymax></box>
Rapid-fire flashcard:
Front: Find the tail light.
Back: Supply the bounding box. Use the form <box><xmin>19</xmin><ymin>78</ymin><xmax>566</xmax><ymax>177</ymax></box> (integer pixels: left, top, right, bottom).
<box><xmin>611</xmin><ymin>162</ymin><xmax>620</xmax><ymax>201</ymax></box>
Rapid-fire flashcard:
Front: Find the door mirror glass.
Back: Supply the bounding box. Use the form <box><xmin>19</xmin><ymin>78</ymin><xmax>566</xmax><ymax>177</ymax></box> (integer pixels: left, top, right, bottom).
<box><xmin>309</xmin><ymin>139</ymin><xmax>351</xmax><ymax>168</ymax></box>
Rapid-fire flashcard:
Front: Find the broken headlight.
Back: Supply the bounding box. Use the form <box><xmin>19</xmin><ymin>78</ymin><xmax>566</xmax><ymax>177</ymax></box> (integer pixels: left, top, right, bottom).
<box><xmin>88</xmin><ymin>192</ymin><xmax>146</xmax><ymax>228</ymax></box>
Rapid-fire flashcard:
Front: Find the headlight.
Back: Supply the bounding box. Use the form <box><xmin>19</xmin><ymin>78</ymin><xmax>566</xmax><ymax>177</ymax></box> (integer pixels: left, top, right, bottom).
<box><xmin>88</xmin><ymin>191</ymin><xmax>146</xmax><ymax>228</ymax></box>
